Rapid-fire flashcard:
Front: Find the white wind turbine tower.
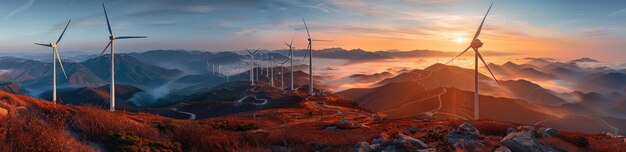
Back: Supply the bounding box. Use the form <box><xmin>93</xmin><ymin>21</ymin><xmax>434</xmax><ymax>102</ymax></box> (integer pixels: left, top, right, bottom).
<box><xmin>100</xmin><ymin>3</ymin><xmax>147</xmax><ymax>112</ymax></box>
<box><xmin>246</xmin><ymin>49</ymin><xmax>259</xmax><ymax>85</ymax></box>
<box><xmin>302</xmin><ymin>17</ymin><xmax>332</xmax><ymax>96</ymax></box>
<box><xmin>35</xmin><ymin>19</ymin><xmax>71</xmax><ymax>104</ymax></box>
<box><xmin>273</xmin><ymin>56</ymin><xmax>289</xmax><ymax>90</ymax></box>
<box><xmin>284</xmin><ymin>34</ymin><xmax>296</xmax><ymax>91</ymax></box>
<box><xmin>445</xmin><ymin>2</ymin><xmax>500</xmax><ymax>120</ymax></box>
<box><xmin>269</xmin><ymin>56</ymin><xmax>275</xmax><ymax>87</ymax></box>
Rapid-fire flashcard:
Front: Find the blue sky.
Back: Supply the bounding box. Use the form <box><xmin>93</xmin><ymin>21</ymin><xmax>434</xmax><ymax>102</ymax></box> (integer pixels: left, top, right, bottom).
<box><xmin>1</xmin><ymin>0</ymin><xmax>626</xmax><ymax>61</ymax></box>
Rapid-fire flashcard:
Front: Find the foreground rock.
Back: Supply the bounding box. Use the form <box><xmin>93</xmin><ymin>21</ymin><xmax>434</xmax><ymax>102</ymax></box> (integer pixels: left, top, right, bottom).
<box><xmin>396</xmin><ymin>133</ymin><xmax>428</xmax><ymax>149</ymax></box>
<box><xmin>459</xmin><ymin>122</ymin><xmax>480</xmax><ymax>136</ymax></box>
<box><xmin>349</xmin><ymin>142</ymin><xmax>372</xmax><ymax>152</ymax></box>
<box><xmin>537</xmin><ymin>127</ymin><xmax>558</xmax><ymax>138</ymax></box>
<box><xmin>446</xmin><ymin>130</ymin><xmax>484</xmax><ymax>150</ymax></box>
<box><xmin>501</xmin><ymin>130</ymin><xmax>551</xmax><ymax>152</ymax></box>
<box><xmin>336</xmin><ymin>120</ymin><xmax>364</xmax><ymax>129</ymax></box>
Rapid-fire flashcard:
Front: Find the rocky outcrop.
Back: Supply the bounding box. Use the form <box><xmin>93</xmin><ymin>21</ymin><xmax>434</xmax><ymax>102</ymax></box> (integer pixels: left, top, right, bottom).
<box><xmin>396</xmin><ymin>133</ymin><xmax>428</xmax><ymax>149</ymax></box>
<box><xmin>459</xmin><ymin>122</ymin><xmax>480</xmax><ymax>136</ymax></box>
<box><xmin>501</xmin><ymin>130</ymin><xmax>550</xmax><ymax>152</ymax></box>
<box><xmin>446</xmin><ymin>130</ymin><xmax>484</xmax><ymax>150</ymax></box>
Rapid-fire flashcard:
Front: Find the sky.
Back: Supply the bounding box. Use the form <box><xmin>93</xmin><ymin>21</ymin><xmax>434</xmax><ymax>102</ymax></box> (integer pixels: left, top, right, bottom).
<box><xmin>1</xmin><ymin>0</ymin><xmax>626</xmax><ymax>61</ymax></box>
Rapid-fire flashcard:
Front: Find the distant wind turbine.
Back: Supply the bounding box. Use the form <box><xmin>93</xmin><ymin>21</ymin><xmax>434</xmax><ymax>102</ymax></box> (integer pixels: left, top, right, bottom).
<box><xmin>268</xmin><ymin>56</ymin><xmax>274</xmax><ymax>87</ymax></box>
<box><xmin>100</xmin><ymin>3</ymin><xmax>147</xmax><ymax>112</ymax></box>
<box><xmin>285</xmin><ymin>34</ymin><xmax>296</xmax><ymax>91</ymax></box>
<box><xmin>35</xmin><ymin>19</ymin><xmax>71</xmax><ymax>104</ymax></box>
<box><xmin>246</xmin><ymin>49</ymin><xmax>259</xmax><ymax>85</ymax></box>
<box><xmin>445</xmin><ymin>2</ymin><xmax>500</xmax><ymax>120</ymax></box>
<box><xmin>302</xmin><ymin>17</ymin><xmax>332</xmax><ymax>96</ymax></box>
<box><xmin>273</xmin><ymin>56</ymin><xmax>289</xmax><ymax>90</ymax></box>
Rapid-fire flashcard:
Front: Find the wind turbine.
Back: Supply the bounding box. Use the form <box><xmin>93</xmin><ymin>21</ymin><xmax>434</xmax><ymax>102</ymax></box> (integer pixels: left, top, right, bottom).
<box><xmin>273</xmin><ymin>56</ymin><xmax>289</xmax><ymax>90</ymax></box>
<box><xmin>445</xmin><ymin>2</ymin><xmax>500</xmax><ymax>120</ymax></box>
<box><xmin>285</xmin><ymin>34</ymin><xmax>296</xmax><ymax>91</ymax></box>
<box><xmin>302</xmin><ymin>17</ymin><xmax>332</xmax><ymax>96</ymax></box>
<box><xmin>246</xmin><ymin>49</ymin><xmax>259</xmax><ymax>85</ymax></box>
<box><xmin>35</xmin><ymin>19</ymin><xmax>71</xmax><ymax>104</ymax></box>
<box><xmin>100</xmin><ymin>3</ymin><xmax>147</xmax><ymax>112</ymax></box>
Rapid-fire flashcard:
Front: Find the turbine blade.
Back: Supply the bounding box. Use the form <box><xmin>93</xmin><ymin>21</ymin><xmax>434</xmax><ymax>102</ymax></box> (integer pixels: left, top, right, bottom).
<box><xmin>116</xmin><ymin>36</ymin><xmax>147</xmax><ymax>39</ymax></box>
<box><xmin>54</xmin><ymin>49</ymin><xmax>68</xmax><ymax>79</ymax></box>
<box><xmin>34</xmin><ymin>43</ymin><xmax>52</xmax><ymax>47</ymax></box>
<box><xmin>472</xmin><ymin>2</ymin><xmax>494</xmax><ymax>40</ymax></box>
<box><xmin>102</xmin><ymin>3</ymin><xmax>113</xmax><ymax>36</ymax></box>
<box><xmin>56</xmin><ymin>19</ymin><xmax>71</xmax><ymax>44</ymax></box>
<box><xmin>284</xmin><ymin>41</ymin><xmax>290</xmax><ymax>47</ymax></box>
<box><xmin>302</xmin><ymin>17</ymin><xmax>311</xmax><ymax>39</ymax></box>
<box><xmin>100</xmin><ymin>41</ymin><xmax>112</xmax><ymax>56</ymax></box>
<box><xmin>476</xmin><ymin>50</ymin><xmax>501</xmax><ymax>86</ymax></box>
<box><xmin>303</xmin><ymin>43</ymin><xmax>311</xmax><ymax>60</ymax></box>
<box><xmin>445</xmin><ymin>46</ymin><xmax>471</xmax><ymax>64</ymax></box>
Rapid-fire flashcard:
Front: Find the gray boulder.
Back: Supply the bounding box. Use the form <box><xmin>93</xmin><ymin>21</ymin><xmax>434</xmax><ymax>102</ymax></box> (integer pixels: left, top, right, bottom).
<box><xmin>446</xmin><ymin>130</ymin><xmax>484</xmax><ymax>150</ymax></box>
<box><xmin>396</xmin><ymin>133</ymin><xmax>428</xmax><ymax>149</ymax></box>
<box><xmin>372</xmin><ymin>137</ymin><xmax>384</xmax><ymax>145</ymax></box>
<box><xmin>459</xmin><ymin>122</ymin><xmax>480</xmax><ymax>136</ymax></box>
<box><xmin>349</xmin><ymin>142</ymin><xmax>372</xmax><ymax>152</ymax></box>
<box><xmin>506</xmin><ymin>128</ymin><xmax>516</xmax><ymax>135</ymax></box>
<box><xmin>501</xmin><ymin>130</ymin><xmax>550</xmax><ymax>152</ymax></box>
<box><xmin>324</xmin><ymin>126</ymin><xmax>338</xmax><ymax>131</ymax></box>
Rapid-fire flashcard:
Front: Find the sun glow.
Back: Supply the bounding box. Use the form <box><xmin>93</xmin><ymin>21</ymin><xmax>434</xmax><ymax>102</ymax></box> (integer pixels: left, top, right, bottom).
<box><xmin>454</xmin><ymin>36</ymin><xmax>465</xmax><ymax>43</ymax></box>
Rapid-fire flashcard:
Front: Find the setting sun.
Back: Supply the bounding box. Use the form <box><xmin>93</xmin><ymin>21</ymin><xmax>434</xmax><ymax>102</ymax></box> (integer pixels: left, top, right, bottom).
<box><xmin>454</xmin><ymin>36</ymin><xmax>465</xmax><ymax>43</ymax></box>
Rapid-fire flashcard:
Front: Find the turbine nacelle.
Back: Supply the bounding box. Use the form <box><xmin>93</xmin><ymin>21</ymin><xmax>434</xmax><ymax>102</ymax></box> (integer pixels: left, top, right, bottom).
<box><xmin>50</xmin><ymin>43</ymin><xmax>57</xmax><ymax>48</ymax></box>
<box><xmin>470</xmin><ymin>39</ymin><xmax>483</xmax><ymax>49</ymax></box>
<box><xmin>109</xmin><ymin>36</ymin><xmax>116</xmax><ymax>40</ymax></box>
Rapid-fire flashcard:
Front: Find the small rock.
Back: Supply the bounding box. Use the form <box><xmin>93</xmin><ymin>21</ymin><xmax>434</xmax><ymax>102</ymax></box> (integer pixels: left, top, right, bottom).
<box><xmin>349</xmin><ymin>142</ymin><xmax>372</xmax><ymax>152</ymax></box>
<box><xmin>501</xmin><ymin>130</ymin><xmax>549</xmax><ymax>152</ymax></box>
<box><xmin>381</xmin><ymin>145</ymin><xmax>396</xmax><ymax>152</ymax></box>
<box><xmin>506</xmin><ymin>128</ymin><xmax>516</xmax><ymax>135</ymax></box>
<box><xmin>623</xmin><ymin>138</ymin><xmax>626</xmax><ymax>143</ymax></box>
<box><xmin>324</xmin><ymin>126</ymin><xmax>338</xmax><ymax>131</ymax></box>
<box><xmin>416</xmin><ymin>148</ymin><xmax>436</xmax><ymax>152</ymax></box>
<box><xmin>537</xmin><ymin>128</ymin><xmax>558</xmax><ymax>138</ymax></box>
<box><xmin>337</xmin><ymin>120</ymin><xmax>360</xmax><ymax>129</ymax></box>
<box><xmin>459</xmin><ymin>122</ymin><xmax>480</xmax><ymax>136</ymax></box>
<box><xmin>396</xmin><ymin>133</ymin><xmax>428</xmax><ymax>149</ymax></box>
<box><xmin>372</xmin><ymin>137</ymin><xmax>384</xmax><ymax>145</ymax></box>
<box><xmin>495</xmin><ymin>146</ymin><xmax>512</xmax><ymax>152</ymax></box>
<box><xmin>406</xmin><ymin>125</ymin><xmax>419</xmax><ymax>132</ymax></box>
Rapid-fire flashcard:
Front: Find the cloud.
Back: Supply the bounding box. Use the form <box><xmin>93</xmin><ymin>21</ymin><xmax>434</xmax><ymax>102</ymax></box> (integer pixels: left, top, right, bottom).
<box><xmin>5</xmin><ymin>0</ymin><xmax>35</xmax><ymax>20</ymax></box>
<box><xmin>608</xmin><ymin>8</ymin><xmax>626</xmax><ymax>17</ymax></box>
<box><xmin>235</xmin><ymin>28</ymin><xmax>258</xmax><ymax>36</ymax></box>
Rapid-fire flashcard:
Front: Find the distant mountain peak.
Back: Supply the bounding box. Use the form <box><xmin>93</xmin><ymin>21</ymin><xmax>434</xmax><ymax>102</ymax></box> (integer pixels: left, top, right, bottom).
<box><xmin>569</xmin><ymin>57</ymin><xmax>599</xmax><ymax>63</ymax></box>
